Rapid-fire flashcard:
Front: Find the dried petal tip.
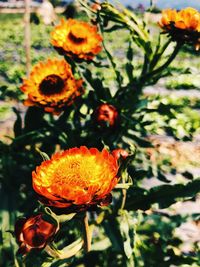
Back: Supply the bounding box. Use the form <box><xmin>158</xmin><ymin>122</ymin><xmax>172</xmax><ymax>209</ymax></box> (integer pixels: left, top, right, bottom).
<box><xmin>32</xmin><ymin>146</ymin><xmax>119</xmax><ymax>211</ymax></box>
<box><xmin>15</xmin><ymin>214</ymin><xmax>57</xmax><ymax>255</ymax></box>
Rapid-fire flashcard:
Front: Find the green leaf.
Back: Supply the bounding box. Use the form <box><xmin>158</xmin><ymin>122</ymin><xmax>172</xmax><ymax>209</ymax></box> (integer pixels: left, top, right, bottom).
<box><xmin>126</xmin><ymin>178</ymin><xmax>200</xmax><ymax>210</ymax></box>
<box><xmin>125</xmin><ymin>40</ymin><xmax>134</xmax><ymax>84</ymax></box>
<box><xmin>128</xmin><ymin>167</ymin><xmax>151</xmax><ymax>181</ymax></box>
<box><xmin>24</xmin><ymin>107</ymin><xmax>45</xmax><ymax>133</ymax></box>
<box><xmin>35</xmin><ymin>148</ymin><xmax>50</xmax><ymax>161</ymax></box>
<box><xmin>157</xmin><ymin>171</ymin><xmax>171</xmax><ymax>183</ymax></box>
<box><xmin>82</xmin><ymin>69</ymin><xmax>111</xmax><ymax>100</ymax></box>
<box><xmin>118</xmin><ymin>211</ymin><xmax>135</xmax><ymax>261</ymax></box>
<box><xmin>103</xmin><ymin>218</ymin><xmax>124</xmax><ymax>252</ymax></box>
<box><xmin>45</xmin><ymin>207</ymin><xmax>76</xmax><ymax>224</ymax></box>
<box><xmin>13</xmin><ymin>108</ymin><xmax>22</xmax><ymax>137</ymax></box>
<box><xmin>104</xmin><ymin>24</ymin><xmax>125</xmax><ymax>32</ymax></box>
<box><xmin>127</xmin><ymin>134</ymin><xmax>153</xmax><ymax>148</ymax></box>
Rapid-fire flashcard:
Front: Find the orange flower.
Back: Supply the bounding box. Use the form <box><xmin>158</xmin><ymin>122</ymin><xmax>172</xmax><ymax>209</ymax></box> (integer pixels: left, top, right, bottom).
<box><xmin>159</xmin><ymin>7</ymin><xmax>200</xmax><ymax>50</ymax></box>
<box><xmin>32</xmin><ymin>146</ymin><xmax>119</xmax><ymax>210</ymax></box>
<box><xmin>51</xmin><ymin>19</ymin><xmax>103</xmax><ymax>60</ymax></box>
<box><xmin>15</xmin><ymin>214</ymin><xmax>57</xmax><ymax>255</ymax></box>
<box><xmin>20</xmin><ymin>59</ymin><xmax>83</xmax><ymax>115</ymax></box>
<box><xmin>94</xmin><ymin>103</ymin><xmax>119</xmax><ymax>128</ymax></box>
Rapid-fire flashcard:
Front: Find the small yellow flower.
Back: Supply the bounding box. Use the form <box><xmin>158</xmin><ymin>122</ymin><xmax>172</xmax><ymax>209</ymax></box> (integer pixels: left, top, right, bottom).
<box><xmin>32</xmin><ymin>147</ymin><xmax>119</xmax><ymax>211</ymax></box>
<box><xmin>51</xmin><ymin>19</ymin><xmax>103</xmax><ymax>60</ymax></box>
<box><xmin>20</xmin><ymin>59</ymin><xmax>83</xmax><ymax>114</ymax></box>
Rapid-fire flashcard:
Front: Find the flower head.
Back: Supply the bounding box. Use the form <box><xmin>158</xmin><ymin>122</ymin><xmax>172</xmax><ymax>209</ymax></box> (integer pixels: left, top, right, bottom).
<box><xmin>32</xmin><ymin>146</ymin><xmax>119</xmax><ymax>210</ymax></box>
<box><xmin>94</xmin><ymin>103</ymin><xmax>119</xmax><ymax>128</ymax></box>
<box><xmin>20</xmin><ymin>59</ymin><xmax>83</xmax><ymax>114</ymax></box>
<box><xmin>51</xmin><ymin>19</ymin><xmax>103</xmax><ymax>60</ymax></box>
<box><xmin>15</xmin><ymin>214</ymin><xmax>57</xmax><ymax>255</ymax></box>
<box><xmin>159</xmin><ymin>7</ymin><xmax>200</xmax><ymax>50</ymax></box>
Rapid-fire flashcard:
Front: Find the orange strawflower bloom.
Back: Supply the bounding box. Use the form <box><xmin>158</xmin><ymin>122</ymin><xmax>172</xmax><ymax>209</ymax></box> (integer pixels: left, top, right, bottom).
<box><xmin>159</xmin><ymin>7</ymin><xmax>200</xmax><ymax>50</ymax></box>
<box><xmin>20</xmin><ymin>59</ymin><xmax>83</xmax><ymax>115</ymax></box>
<box><xmin>32</xmin><ymin>146</ymin><xmax>119</xmax><ymax>210</ymax></box>
<box><xmin>51</xmin><ymin>19</ymin><xmax>103</xmax><ymax>60</ymax></box>
<box><xmin>15</xmin><ymin>214</ymin><xmax>57</xmax><ymax>255</ymax></box>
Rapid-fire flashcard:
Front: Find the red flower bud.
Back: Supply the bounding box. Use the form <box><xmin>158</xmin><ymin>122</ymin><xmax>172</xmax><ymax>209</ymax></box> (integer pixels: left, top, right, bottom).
<box><xmin>94</xmin><ymin>104</ymin><xmax>119</xmax><ymax>128</ymax></box>
<box><xmin>15</xmin><ymin>214</ymin><xmax>57</xmax><ymax>255</ymax></box>
<box><xmin>112</xmin><ymin>148</ymin><xmax>129</xmax><ymax>160</ymax></box>
<box><xmin>91</xmin><ymin>2</ymin><xmax>101</xmax><ymax>12</ymax></box>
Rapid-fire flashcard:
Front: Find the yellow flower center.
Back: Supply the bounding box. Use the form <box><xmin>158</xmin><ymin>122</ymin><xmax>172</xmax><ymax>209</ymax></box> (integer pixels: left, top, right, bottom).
<box><xmin>51</xmin><ymin>155</ymin><xmax>103</xmax><ymax>189</ymax></box>
<box><xmin>39</xmin><ymin>74</ymin><xmax>65</xmax><ymax>96</ymax></box>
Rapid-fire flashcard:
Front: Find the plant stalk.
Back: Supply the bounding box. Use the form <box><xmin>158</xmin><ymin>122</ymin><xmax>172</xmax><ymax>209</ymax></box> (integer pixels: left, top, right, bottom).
<box><xmin>140</xmin><ymin>42</ymin><xmax>182</xmax><ymax>85</ymax></box>
<box><xmin>83</xmin><ymin>212</ymin><xmax>91</xmax><ymax>253</ymax></box>
<box><xmin>121</xmin><ymin>188</ymin><xmax>127</xmax><ymax>210</ymax></box>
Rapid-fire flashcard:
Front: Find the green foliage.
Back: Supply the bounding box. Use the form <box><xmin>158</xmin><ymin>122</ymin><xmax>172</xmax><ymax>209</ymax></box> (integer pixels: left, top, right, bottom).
<box><xmin>126</xmin><ymin>178</ymin><xmax>200</xmax><ymax>210</ymax></box>
<box><xmin>166</xmin><ymin>74</ymin><xmax>200</xmax><ymax>89</ymax></box>
<box><xmin>143</xmin><ymin>96</ymin><xmax>200</xmax><ymax>139</ymax></box>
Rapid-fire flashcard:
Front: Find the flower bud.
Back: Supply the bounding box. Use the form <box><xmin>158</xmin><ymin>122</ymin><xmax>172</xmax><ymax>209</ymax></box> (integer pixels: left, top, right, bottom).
<box><xmin>91</xmin><ymin>2</ymin><xmax>101</xmax><ymax>12</ymax></box>
<box><xmin>15</xmin><ymin>214</ymin><xmax>57</xmax><ymax>255</ymax></box>
<box><xmin>94</xmin><ymin>103</ymin><xmax>119</xmax><ymax>128</ymax></box>
<box><xmin>112</xmin><ymin>148</ymin><xmax>129</xmax><ymax>160</ymax></box>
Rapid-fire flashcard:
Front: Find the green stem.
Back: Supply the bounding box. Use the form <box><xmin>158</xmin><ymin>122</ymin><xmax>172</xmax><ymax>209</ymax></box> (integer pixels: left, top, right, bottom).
<box><xmin>141</xmin><ymin>54</ymin><xmax>149</xmax><ymax>77</ymax></box>
<box><xmin>77</xmin><ymin>0</ymin><xmax>96</xmax><ymax>14</ymax></box>
<box><xmin>101</xmin><ymin>2</ymin><xmax>149</xmax><ymax>41</ymax></box>
<box><xmin>99</xmin><ymin>19</ymin><xmax>122</xmax><ymax>89</ymax></box>
<box><xmin>83</xmin><ymin>212</ymin><xmax>91</xmax><ymax>253</ymax></box>
<box><xmin>140</xmin><ymin>42</ymin><xmax>182</xmax><ymax>85</ymax></box>
<box><xmin>64</xmin><ymin>56</ymin><xmax>77</xmax><ymax>75</ymax></box>
<box><xmin>123</xmin><ymin>8</ymin><xmax>149</xmax><ymax>41</ymax></box>
<box><xmin>149</xmin><ymin>38</ymin><xmax>172</xmax><ymax>71</ymax></box>
<box><xmin>120</xmin><ymin>172</ymin><xmax>128</xmax><ymax>210</ymax></box>
<box><xmin>44</xmin><ymin>245</ymin><xmax>60</xmax><ymax>258</ymax></box>
<box><xmin>121</xmin><ymin>188</ymin><xmax>127</xmax><ymax>210</ymax></box>
<box><xmin>14</xmin><ymin>258</ymin><xmax>20</xmax><ymax>267</ymax></box>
